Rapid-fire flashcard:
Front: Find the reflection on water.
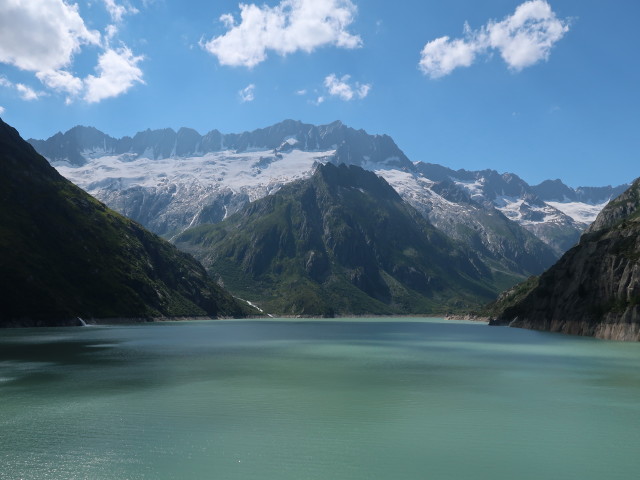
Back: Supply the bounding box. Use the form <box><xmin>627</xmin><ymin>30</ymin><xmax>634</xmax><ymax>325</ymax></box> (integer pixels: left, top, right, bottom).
<box><xmin>1</xmin><ymin>319</ymin><xmax>639</xmax><ymax>480</ymax></box>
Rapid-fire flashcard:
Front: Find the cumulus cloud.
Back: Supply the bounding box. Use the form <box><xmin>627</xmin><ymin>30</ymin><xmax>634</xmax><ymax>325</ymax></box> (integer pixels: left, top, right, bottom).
<box><xmin>0</xmin><ymin>106</ymin><xmax>5</xmax><ymax>115</ymax></box>
<box><xmin>0</xmin><ymin>0</ymin><xmax>145</xmax><ymax>104</ymax></box>
<box><xmin>84</xmin><ymin>47</ymin><xmax>145</xmax><ymax>103</ymax></box>
<box><xmin>202</xmin><ymin>0</ymin><xmax>362</xmax><ymax>68</ymax></box>
<box><xmin>419</xmin><ymin>0</ymin><xmax>569</xmax><ymax>78</ymax></box>
<box><xmin>239</xmin><ymin>84</ymin><xmax>256</xmax><ymax>102</ymax></box>
<box><xmin>0</xmin><ymin>0</ymin><xmax>100</xmax><ymax>72</ymax></box>
<box><xmin>36</xmin><ymin>69</ymin><xmax>84</xmax><ymax>96</ymax></box>
<box><xmin>486</xmin><ymin>0</ymin><xmax>569</xmax><ymax>70</ymax></box>
<box><xmin>324</xmin><ymin>74</ymin><xmax>371</xmax><ymax>101</ymax></box>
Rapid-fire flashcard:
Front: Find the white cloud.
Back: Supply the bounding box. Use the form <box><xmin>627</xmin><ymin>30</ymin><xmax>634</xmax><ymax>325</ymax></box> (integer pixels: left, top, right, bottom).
<box><xmin>419</xmin><ymin>31</ymin><xmax>480</xmax><ymax>78</ymax></box>
<box><xmin>84</xmin><ymin>47</ymin><xmax>144</xmax><ymax>103</ymax></box>
<box><xmin>105</xmin><ymin>24</ymin><xmax>119</xmax><ymax>40</ymax></box>
<box><xmin>419</xmin><ymin>0</ymin><xmax>569</xmax><ymax>78</ymax></box>
<box><xmin>101</xmin><ymin>0</ymin><xmax>138</xmax><ymax>40</ymax></box>
<box><xmin>0</xmin><ymin>76</ymin><xmax>44</xmax><ymax>100</ymax></box>
<box><xmin>102</xmin><ymin>0</ymin><xmax>138</xmax><ymax>23</ymax></box>
<box><xmin>16</xmin><ymin>83</ymin><xmax>41</xmax><ymax>101</ymax></box>
<box><xmin>239</xmin><ymin>84</ymin><xmax>256</xmax><ymax>102</ymax></box>
<box><xmin>0</xmin><ymin>0</ymin><xmax>100</xmax><ymax>72</ymax></box>
<box><xmin>0</xmin><ymin>106</ymin><xmax>5</xmax><ymax>115</ymax></box>
<box><xmin>0</xmin><ymin>1</ymin><xmax>145</xmax><ymax>104</ymax></box>
<box><xmin>324</xmin><ymin>74</ymin><xmax>371</xmax><ymax>101</ymax></box>
<box><xmin>295</xmin><ymin>89</ymin><xmax>307</xmax><ymax>95</ymax></box>
<box><xmin>36</xmin><ymin>69</ymin><xmax>84</xmax><ymax>96</ymax></box>
<box><xmin>202</xmin><ymin>0</ymin><xmax>362</xmax><ymax>68</ymax></box>
<box><xmin>486</xmin><ymin>0</ymin><xmax>569</xmax><ymax>70</ymax></box>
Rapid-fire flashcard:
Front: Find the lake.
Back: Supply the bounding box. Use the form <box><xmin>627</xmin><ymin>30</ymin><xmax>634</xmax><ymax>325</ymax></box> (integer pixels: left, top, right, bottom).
<box><xmin>1</xmin><ymin>318</ymin><xmax>639</xmax><ymax>479</ymax></box>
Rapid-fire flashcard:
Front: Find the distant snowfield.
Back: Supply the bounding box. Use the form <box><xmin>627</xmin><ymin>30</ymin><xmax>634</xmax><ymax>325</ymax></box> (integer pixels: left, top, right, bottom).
<box><xmin>453</xmin><ymin>181</ymin><xmax>605</xmax><ymax>227</ymax></box>
<box><xmin>53</xmin><ymin>148</ymin><xmax>608</xmax><ymax>234</ymax></box>
<box><xmin>546</xmin><ymin>201</ymin><xmax>608</xmax><ymax>225</ymax></box>
<box><xmin>55</xmin><ymin>148</ymin><xmax>335</xmax><ymax>204</ymax></box>
<box><xmin>375</xmin><ymin>168</ymin><xmax>476</xmax><ymax>218</ymax></box>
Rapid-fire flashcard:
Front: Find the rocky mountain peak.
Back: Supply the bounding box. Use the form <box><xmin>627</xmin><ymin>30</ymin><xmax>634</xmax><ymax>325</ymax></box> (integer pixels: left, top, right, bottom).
<box><xmin>175</xmin><ymin>163</ymin><xmax>498</xmax><ymax>316</ymax></box>
<box><xmin>314</xmin><ymin>162</ymin><xmax>400</xmax><ymax>201</ymax></box>
<box><xmin>586</xmin><ymin>177</ymin><xmax>640</xmax><ymax>233</ymax></box>
<box><xmin>532</xmin><ymin>179</ymin><xmax>576</xmax><ymax>202</ymax></box>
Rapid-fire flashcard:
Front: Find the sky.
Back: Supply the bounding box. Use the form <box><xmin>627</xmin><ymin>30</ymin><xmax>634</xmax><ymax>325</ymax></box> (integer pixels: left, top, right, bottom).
<box><xmin>0</xmin><ymin>0</ymin><xmax>638</xmax><ymax>188</ymax></box>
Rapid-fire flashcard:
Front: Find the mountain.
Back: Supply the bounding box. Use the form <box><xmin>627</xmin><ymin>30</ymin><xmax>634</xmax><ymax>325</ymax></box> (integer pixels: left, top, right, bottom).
<box><xmin>532</xmin><ymin>178</ymin><xmax>628</xmax><ymax>204</ymax></box>
<box><xmin>386</xmin><ymin>167</ymin><xmax>558</xmax><ymax>276</ymax></box>
<box><xmin>414</xmin><ymin>163</ymin><xmax>612</xmax><ymax>256</ymax></box>
<box><xmin>175</xmin><ymin>163</ymin><xmax>501</xmax><ymax>316</ymax></box>
<box><xmin>0</xmin><ymin>118</ymin><xmax>247</xmax><ymax>326</ymax></box>
<box><xmin>29</xmin><ymin>120</ymin><xmax>626</xmax><ymax>278</ymax></box>
<box><xmin>488</xmin><ymin>178</ymin><xmax>640</xmax><ymax>340</ymax></box>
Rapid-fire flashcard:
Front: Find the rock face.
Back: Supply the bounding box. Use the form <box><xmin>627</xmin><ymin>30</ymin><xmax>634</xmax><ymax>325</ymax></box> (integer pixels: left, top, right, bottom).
<box><xmin>0</xmin><ymin>118</ymin><xmax>247</xmax><ymax>326</ymax></box>
<box><xmin>489</xmin><ymin>178</ymin><xmax>640</xmax><ymax>340</ymax></box>
<box><xmin>175</xmin><ymin>163</ymin><xmax>501</xmax><ymax>316</ymax></box>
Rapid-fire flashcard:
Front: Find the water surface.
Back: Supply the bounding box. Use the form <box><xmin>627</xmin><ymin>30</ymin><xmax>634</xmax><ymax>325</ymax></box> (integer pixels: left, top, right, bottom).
<box><xmin>1</xmin><ymin>318</ymin><xmax>639</xmax><ymax>479</ymax></box>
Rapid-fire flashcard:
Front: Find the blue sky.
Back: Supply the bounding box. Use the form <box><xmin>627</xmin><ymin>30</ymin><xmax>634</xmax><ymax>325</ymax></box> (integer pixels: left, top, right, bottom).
<box><xmin>0</xmin><ymin>0</ymin><xmax>638</xmax><ymax>187</ymax></box>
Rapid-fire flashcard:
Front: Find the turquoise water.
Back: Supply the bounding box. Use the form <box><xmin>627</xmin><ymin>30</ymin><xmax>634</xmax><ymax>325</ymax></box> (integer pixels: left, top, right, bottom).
<box><xmin>1</xmin><ymin>318</ymin><xmax>639</xmax><ymax>479</ymax></box>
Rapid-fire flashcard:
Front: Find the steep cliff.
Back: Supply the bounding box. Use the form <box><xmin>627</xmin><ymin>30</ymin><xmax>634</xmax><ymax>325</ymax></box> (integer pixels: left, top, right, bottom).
<box><xmin>0</xmin><ymin>118</ymin><xmax>247</xmax><ymax>326</ymax></box>
<box><xmin>489</xmin><ymin>178</ymin><xmax>640</xmax><ymax>340</ymax></box>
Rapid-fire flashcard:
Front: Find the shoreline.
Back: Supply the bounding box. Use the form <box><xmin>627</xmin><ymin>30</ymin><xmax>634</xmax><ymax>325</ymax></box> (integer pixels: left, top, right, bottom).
<box><xmin>0</xmin><ymin>313</ymin><xmax>488</xmax><ymax>329</ymax></box>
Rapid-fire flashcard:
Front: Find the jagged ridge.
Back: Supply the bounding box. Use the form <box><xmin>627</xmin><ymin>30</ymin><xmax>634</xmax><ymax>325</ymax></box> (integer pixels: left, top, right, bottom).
<box><xmin>29</xmin><ymin>119</ymin><xmax>413</xmax><ymax>170</ymax></box>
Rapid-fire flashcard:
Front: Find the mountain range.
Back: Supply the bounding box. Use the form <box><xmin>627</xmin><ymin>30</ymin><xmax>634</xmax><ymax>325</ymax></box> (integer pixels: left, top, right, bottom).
<box><xmin>1</xmin><ymin>116</ymin><xmax>635</xmax><ymax>330</ymax></box>
<box><xmin>28</xmin><ymin>121</ymin><xmax>627</xmax><ymax>284</ymax></box>
<box><xmin>0</xmin><ymin>118</ymin><xmax>247</xmax><ymax>326</ymax></box>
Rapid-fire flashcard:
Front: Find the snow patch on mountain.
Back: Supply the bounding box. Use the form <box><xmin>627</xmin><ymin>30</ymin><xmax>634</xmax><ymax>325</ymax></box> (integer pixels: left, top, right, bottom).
<box><xmin>53</xmin><ymin>148</ymin><xmax>335</xmax><ymax>238</ymax></box>
<box><xmin>57</xmin><ymin>148</ymin><xmax>333</xmax><ymax>201</ymax></box>
<box><xmin>493</xmin><ymin>195</ymin><xmax>563</xmax><ymax>225</ymax></box>
<box><xmin>546</xmin><ymin>201</ymin><xmax>608</xmax><ymax>225</ymax></box>
<box><xmin>377</xmin><ymin>169</ymin><xmax>467</xmax><ymax>215</ymax></box>
<box><xmin>452</xmin><ymin>178</ymin><xmax>485</xmax><ymax>202</ymax></box>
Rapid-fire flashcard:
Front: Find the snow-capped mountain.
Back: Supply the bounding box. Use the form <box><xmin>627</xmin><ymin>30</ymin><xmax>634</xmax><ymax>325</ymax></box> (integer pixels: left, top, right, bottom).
<box><xmin>412</xmin><ymin>163</ymin><xmax>627</xmax><ymax>255</ymax></box>
<box><xmin>29</xmin><ymin>120</ymin><xmax>627</xmax><ymax>279</ymax></box>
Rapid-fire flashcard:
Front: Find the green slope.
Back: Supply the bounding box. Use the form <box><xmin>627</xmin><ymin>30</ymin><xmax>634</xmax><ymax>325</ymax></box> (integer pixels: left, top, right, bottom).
<box><xmin>176</xmin><ymin>163</ymin><xmax>501</xmax><ymax>316</ymax></box>
<box><xmin>0</xmin><ymin>118</ymin><xmax>247</xmax><ymax>326</ymax></box>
